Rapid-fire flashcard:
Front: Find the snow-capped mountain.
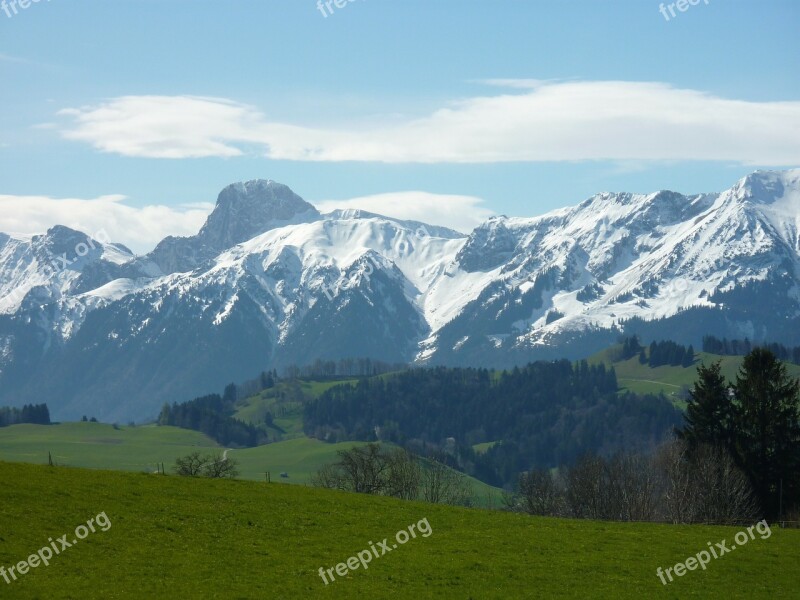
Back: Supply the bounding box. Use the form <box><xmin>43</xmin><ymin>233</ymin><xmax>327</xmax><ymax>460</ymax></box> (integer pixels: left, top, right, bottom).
<box><xmin>1</xmin><ymin>170</ymin><xmax>798</xmax><ymax>421</ymax></box>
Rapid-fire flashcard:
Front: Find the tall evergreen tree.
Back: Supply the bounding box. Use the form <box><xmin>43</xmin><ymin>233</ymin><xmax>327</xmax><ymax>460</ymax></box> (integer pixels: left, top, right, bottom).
<box><xmin>682</xmin><ymin>345</ymin><xmax>695</xmax><ymax>368</ymax></box>
<box><xmin>732</xmin><ymin>348</ymin><xmax>800</xmax><ymax>519</ymax></box>
<box><xmin>679</xmin><ymin>361</ymin><xmax>734</xmax><ymax>449</ymax></box>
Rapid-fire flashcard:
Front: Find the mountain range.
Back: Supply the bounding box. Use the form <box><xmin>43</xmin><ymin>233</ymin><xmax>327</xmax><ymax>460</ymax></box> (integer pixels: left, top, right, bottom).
<box><xmin>1</xmin><ymin>170</ymin><xmax>798</xmax><ymax>421</ymax></box>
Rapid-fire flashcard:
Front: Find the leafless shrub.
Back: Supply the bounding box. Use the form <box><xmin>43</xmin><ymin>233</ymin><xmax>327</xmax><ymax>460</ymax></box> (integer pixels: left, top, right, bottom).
<box><xmin>511</xmin><ymin>468</ymin><xmax>564</xmax><ymax>516</ymax></box>
<box><xmin>420</xmin><ymin>453</ymin><xmax>474</xmax><ymax>506</ymax></box>
<box><xmin>174</xmin><ymin>452</ymin><xmax>205</xmax><ymax>476</ymax></box>
<box><xmin>653</xmin><ymin>439</ymin><xmax>757</xmax><ymax>524</ymax></box>
<box><xmin>173</xmin><ymin>451</ymin><xmax>239</xmax><ymax>479</ymax></box>
<box><xmin>202</xmin><ymin>452</ymin><xmax>240</xmax><ymax>479</ymax></box>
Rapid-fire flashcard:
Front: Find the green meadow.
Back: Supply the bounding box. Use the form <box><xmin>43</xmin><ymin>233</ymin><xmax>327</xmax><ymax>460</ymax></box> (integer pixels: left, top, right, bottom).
<box><xmin>590</xmin><ymin>349</ymin><xmax>800</xmax><ymax>407</ymax></box>
<box><xmin>0</xmin><ymin>422</ymin><xmax>373</xmax><ymax>482</ymax></box>
<box><xmin>0</xmin><ymin>461</ymin><xmax>798</xmax><ymax>599</ymax></box>
<box><xmin>0</xmin><ymin>423</ymin><xmax>501</xmax><ymax>506</ymax></box>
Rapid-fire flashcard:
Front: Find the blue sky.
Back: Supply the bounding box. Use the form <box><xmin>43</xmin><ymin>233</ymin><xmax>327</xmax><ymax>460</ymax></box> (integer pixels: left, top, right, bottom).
<box><xmin>1</xmin><ymin>0</ymin><xmax>798</xmax><ymax>251</ymax></box>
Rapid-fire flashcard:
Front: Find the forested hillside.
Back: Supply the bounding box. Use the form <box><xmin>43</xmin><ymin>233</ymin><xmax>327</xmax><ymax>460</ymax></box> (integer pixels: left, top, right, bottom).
<box><xmin>304</xmin><ymin>360</ymin><xmax>682</xmax><ymax>487</ymax></box>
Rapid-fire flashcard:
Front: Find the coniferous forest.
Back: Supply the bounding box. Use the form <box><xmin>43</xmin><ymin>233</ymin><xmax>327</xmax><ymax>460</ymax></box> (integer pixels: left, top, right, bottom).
<box><xmin>304</xmin><ymin>360</ymin><xmax>683</xmax><ymax>487</ymax></box>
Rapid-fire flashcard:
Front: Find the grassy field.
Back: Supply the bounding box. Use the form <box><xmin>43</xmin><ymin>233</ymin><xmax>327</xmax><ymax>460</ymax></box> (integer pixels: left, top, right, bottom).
<box><xmin>234</xmin><ymin>378</ymin><xmax>357</xmax><ymax>436</ymax></box>
<box><xmin>0</xmin><ymin>461</ymin><xmax>797</xmax><ymax>599</ymax></box>
<box><xmin>472</xmin><ymin>441</ymin><xmax>498</xmax><ymax>455</ymax></box>
<box><xmin>0</xmin><ymin>422</ymin><xmax>218</xmax><ymax>474</ymax></box>
<box><xmin>0</xmin><ymin>423</ymin><xmax>373</xmax><ymax>482</ymax></box>
<box><xmin>0</xmin><ymin>423</ymin><xmax>501</xmax><ymax>506</ymax></box>
<box><xmin>589</xmin><ymin>348</ymin><xmax>800</xmax><ymax>407</ymax></box>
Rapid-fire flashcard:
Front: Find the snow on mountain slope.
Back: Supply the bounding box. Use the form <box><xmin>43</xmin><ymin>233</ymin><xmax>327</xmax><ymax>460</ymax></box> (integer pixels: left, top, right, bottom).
<box><xmin>0</xmin><ymin>170</ymin><xmax>798</xmax><ymax>420</ymax></box>
<box><xmin>0</xmin><ymin>226</ymin><xmax>135</xmax><ymax>316</ymax></box>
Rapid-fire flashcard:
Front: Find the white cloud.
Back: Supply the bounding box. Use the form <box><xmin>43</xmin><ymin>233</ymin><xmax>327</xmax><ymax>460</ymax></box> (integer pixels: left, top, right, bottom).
<box><xmin>59</xmin><ymin>96</ymin><xmax>266</xmax><ymax>159</ymax></box>
<box><xmin>57</xmin><ymin>82</ymin><xmax>800</xmax><ymax>165</ymax></box>
<box><xmin>0</xmin><ymin>194</ymin><xmax>212</xmax><ymax>254</ymax></box>
<box><xmin>314</xmin><ymin>191</ymin><xmax>494</xmax><ymax>234</ymax></box>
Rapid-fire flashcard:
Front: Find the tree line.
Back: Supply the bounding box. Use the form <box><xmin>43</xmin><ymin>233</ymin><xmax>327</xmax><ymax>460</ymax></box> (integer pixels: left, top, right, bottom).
<box><xmin>503</xmin><ymin>440</ymin><xmax>756</xmax><ymax>524</ymax></box>
<box><xmin>680</xmin><ymin>348</ymin><xmax>800</xmax><ymax>520</ymax></box>
<box><xmin>312</xmin><ymin>444</ymin><xmax>474</xmax><ymax>506</ymax></box>
<box><xmin>619</xmin><ymin>335</ymin><xmax>695</xmax><ymax>368</ymax></box>
<box><xmin>0</xmin><ymin>403</ymin><xmax>50</xmax><ymax>427</ymax></box>
<box><xmin>282</xmin><ymin>357</ymin><xmax>407</xmax><ymax>380</ymax></box>
<box><xmin>702</xmin><ymin>335</ymin><xmax>800</xmax><ymax>364</ymax></box>
<box><xmin>304</xmin><ymin>360</ymin><xmax>683</xmax><ymax>488</ymax></box>
<box><xmin>505</xmin><ymin>348</ymin><xmax>800</xmax><ymax>523</ymax></box>
<box><xmin>157</xmin><ymin>384</ymin><xmax>269</xmax><ymax>447</ymax></box>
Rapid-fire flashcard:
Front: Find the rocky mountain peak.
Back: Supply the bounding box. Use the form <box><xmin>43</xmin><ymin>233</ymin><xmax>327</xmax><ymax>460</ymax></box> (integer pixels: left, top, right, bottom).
<box><xmin>198</xmin><ymin>180</ymin><xmax>320</xmax><ymax>250</ymax></box>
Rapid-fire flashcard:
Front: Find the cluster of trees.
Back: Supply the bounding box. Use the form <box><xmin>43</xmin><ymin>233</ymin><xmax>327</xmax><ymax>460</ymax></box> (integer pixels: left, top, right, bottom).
<box><xmin>703</xmin><ymin>335</ymin><xmax>800</xmax><ymax>364</ymax></box>
<box><xmin>283</xmin><ymin>358</ymin><xmax>406</xmax><ymax>379</ymax></box>
<box><xmin>158</xmin><ymin>384</ymin><xmax>269</xmax><ymax>448</ymax></box>
<box><xmin>304</xmin><ymin>360</ymin><xmax>683</xmax><ymax>488</ymax></box>
<box><xmin>619</xmin><ymin>336</ymin><xmax>694</xmax><ymax>367</ymax></box>
<box><xmin>504</xmin><ymin>440</ymin><xmax>756</xmax><ymax>524</ymax></box>
<box><xmin>644</xmin><ymin>340</ymin><xmax>695</xmax><ymax>368</ymax></box>
<box><xmin>680</xmin><ymin>349</ymin><xmax>800</xmax><ymax>520</ymax></box>
<box><xmin>173</xmin><ymin>451</ymin><xmax>239</xmax><ymax>479</ymax></box>
<box><xmin>505</xmin><ymin>348</ymin><xmax>799</xmax><ymax>523</ymax></box>
<box><xmin>0</xmin><ymin>403</ymin><xmax>50</xmax><ymax>427</ymax></box>
<box><xmin>312</xmin><ymin>444</ymin><xmax>474</xmax><ymax>506</ymax></box>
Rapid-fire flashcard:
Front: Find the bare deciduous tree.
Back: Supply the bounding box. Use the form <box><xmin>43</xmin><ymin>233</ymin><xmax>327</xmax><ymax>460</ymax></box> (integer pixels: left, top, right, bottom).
<box><xmin>173</xmin><ymin>451</ymin><xmax>239</xmax><ymax>479</ymax></box>
<box><xmin>654</xmin><ymin>438</ymin><xmax>696</xmax><ymax>524</ymax></box>
<box><xmin>512</xmin><ymin>469</ymin><xmax>563</xmax><ymax>516</ymax></box>
<box><xmin>653</xmin><ymin>438</ymin><xmax>757</xmax><ymax>524</ymax></box>
<box><xmin>386</xmin><ymin>449</ymin><xmax>421</xmax><ymax>500</ymax></box>
<box><xmin>420</xmin><ymin>454</ymin><xmax>474</xmax><ymax>506</ymax></box>
<box><xmin>174</xmin><ymin>452</ymin><xmax>205</xmax><ymax>476</ymax></box>
<box><xmin>311</xmin><ymin>444</ymin><xmax>474</xmax><ymax>505</ymax></box>
<box><xmin>202</xmin><ymin>451</ymin><xmax>240</xmax><ymax>479</ymax></box>
<box><xmin>565</xmin><ymin>454</ymin><xmax>606</xmax><ymax>519</ymax></box>
<box><xmin>311</xmin><ymin>444</ymin><xmax>421</xmax><ymax>499</ymax></box>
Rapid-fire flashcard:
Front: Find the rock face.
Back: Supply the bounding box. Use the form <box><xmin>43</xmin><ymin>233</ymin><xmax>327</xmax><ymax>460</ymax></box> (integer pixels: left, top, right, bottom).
<box><xmin>0</xmin><ymin>170</ymin><xmax>798</xmax><ymax>421</ymax></box>
<box><xmin>142</xmin><ymin>180</ymin><xmax>321</xmax><ymax>274</ymax></box>
<box><xmin>199</xmin><ymin>180</ymin><xmax>320</xmax><ymax>250</ymax></box>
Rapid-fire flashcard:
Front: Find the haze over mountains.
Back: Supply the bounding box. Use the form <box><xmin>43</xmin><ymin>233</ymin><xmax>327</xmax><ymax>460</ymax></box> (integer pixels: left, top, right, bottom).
<box><xmin>1</xmin><ymin>170</ymin><xmax>798</xmax><ymax>421</ymax></box>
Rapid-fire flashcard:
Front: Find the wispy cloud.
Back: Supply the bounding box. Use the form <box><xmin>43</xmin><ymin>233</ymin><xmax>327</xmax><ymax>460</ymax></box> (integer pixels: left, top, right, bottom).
<box><xmin>57</xmin><ymin>82</ymin><xmax>800</xmax><ymax>165</ymax></box>
<box><xmin>313</xmin><ymin>191</ymin><xmax>494</xmax><ymax>234</ymax></box>
<box><xmin>0</xmin><ymin>194</ymin><xmax>213</xmax><ymax>254</ymax></box>
<box><xmin>0</xmin><ymin>53</ymin><xmax>31</xmax><ymax>64</ymax></box>
<box><xmin>0</xmin><ymin>53</ymin><xmax>54</xmax><ymax>69</ymax></box>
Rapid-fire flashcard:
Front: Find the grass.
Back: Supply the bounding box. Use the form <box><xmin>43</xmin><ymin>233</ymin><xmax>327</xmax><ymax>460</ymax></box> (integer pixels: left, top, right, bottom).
<box><xmin>588</xmin><ymin>347</ymin><xmax>800</xmax><ymax>407</ymax></box>
<box><xmin>0</xmin><ymin>422</ymin><xmax>218</xmax><ymax>474</ymax></box>
<box><xmin>231</xmin><ymin>437</ymin><xmax>373</xmax><ymax>483</ymax></box>
<box><xmin>234</xmin><ymin>378</ymin><xmax>358</xmax><ymax>436</ymax></box>
<box><xmin>0</xmin><ymin>424</ymin><xmax>501</xmax><ymax>507</ymax></box>
<box><xmin>472</xmin><ymin>441</ymin><xmax>498</xmax><ymax>455</ymax></box>
<box><xmin>0</xmin><ymin>423</ymin><xmax>377</xmax><ymax>482</ymax></box>
<box><xmin>0</xmin><ymin>461</ymin><xmax>797</xmax><ymax>599</ymax></box>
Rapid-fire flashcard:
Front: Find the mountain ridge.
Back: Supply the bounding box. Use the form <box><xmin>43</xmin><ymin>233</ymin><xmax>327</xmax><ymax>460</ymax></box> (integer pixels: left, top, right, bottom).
<box><xmin>1</xmin><ymin>169</ymin><xmax>798</xmax><ymax>420</ymax></box>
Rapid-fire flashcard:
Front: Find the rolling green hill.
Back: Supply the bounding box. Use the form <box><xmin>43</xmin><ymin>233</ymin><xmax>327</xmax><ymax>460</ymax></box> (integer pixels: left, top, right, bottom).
<box><xmin>1</xmin><ymin>461</ymin><xmax>797</xmax><ymax>599</ymax></box>
<box><xmin>234</xmin><ymin>378</ymin><xmax>358</xmax><ymax>436</ymax></box>
<box><xmin>0</xmin><ymin>422</ymin><xmax>218</xmax><ymax>473</ymax></box>
<box><xmin>0</xmin><ymin>422</ymin><xmax>369</xmax><ymax>481</ymax></box>
<box><xmin>589</xmin><ymin>347</ymin><xmax>800</xmax><ymax>407</ymax></box>
<box><xmin>0</xmin><ymin>423</ymin><xmax>500</xmax><ymax>506</ymax></box>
